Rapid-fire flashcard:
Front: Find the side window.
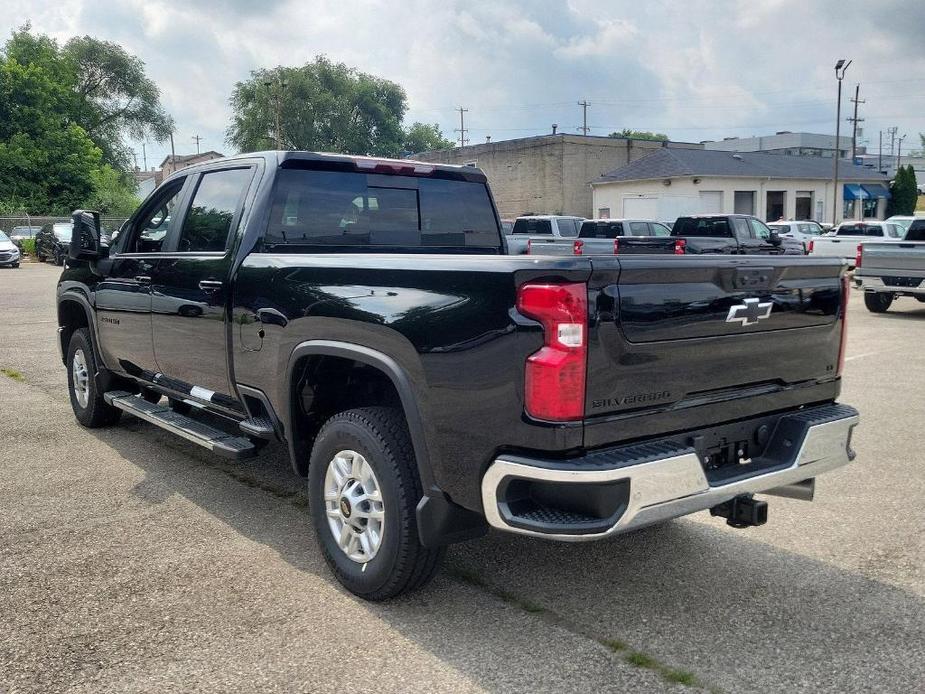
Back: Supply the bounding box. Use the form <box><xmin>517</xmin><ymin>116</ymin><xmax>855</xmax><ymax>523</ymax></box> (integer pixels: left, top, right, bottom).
<box><xmin>556</xmin><ymin>219</ymin><xmax>579</xmax><ymax>237</ymax></box>
<box><xmin>629</xmin><ymin>221</ymin><xmax>649</xmax><ymax>236</ymax></box>
<box><xmin>748</xmin><ymin>218</ymin><xmax>771</xmax><ymax>240</ymax></box>
<box><xmin>732</xmin><ymin>217</ymin><xmax>752</xmax><ymax>239</ymax></box>
<box><xmin>866</xmin><ymin>226</ymin><xmax>883</xmax><ymax>237</ymax></box>
<box><xmin>177</xmin><ymin>168</ymin><xmax>253</xmax><ymax>253</ymax></box>
<box><xmin>123</xmin><ymin>179</ymin><xmax>186</xmax><ymax>254</ymax></box>
<box><xmin>649</xmin><ymin>223</ymin><xmax>671</xmax><ymax>237</ymax></box>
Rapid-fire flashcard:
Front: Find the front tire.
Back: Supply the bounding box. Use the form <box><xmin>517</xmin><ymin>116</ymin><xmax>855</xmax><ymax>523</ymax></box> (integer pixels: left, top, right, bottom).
<box><xmin>308</xmin><ymin>407</ymin><xmax>444</xmax><ymax>600</ymax></box>
<box><xmin>864</xmin><ymin>292</ymin><xmax>893</xmax><ymax>313</ymax></box>
<box><xmin>67</xmin><ymin>328</ymin><xmax>121</xmax><ymax>427</ymax></box>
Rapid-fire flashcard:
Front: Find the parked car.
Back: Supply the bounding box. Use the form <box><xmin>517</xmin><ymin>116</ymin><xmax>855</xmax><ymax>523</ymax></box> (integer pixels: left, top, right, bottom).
<box><xmin>670</xmin><ymin>215</ymin><xmax>805</xmax><ymax>254</ymax></box>
<box><xmin>9</xmin><ymin>225</ymin><xmax>41</xmax><ymax>249</ymax></box>
<box><xmin>885</xmin><ymin>215</ymin><xmax>923</xmax><ymax>235</ymax></box>
<box><xmin>768</xmin><ymin>220</ymin><xmax>827</xmax><ymax>253</ymax></box>
<box><xmin>35</xmin><ymin>222</ymin><xmax>73</xmax><ymax>265</ymax></box>
<box><xmin>526</xmin><ymin>218</ymin><xmax>680</xmax><ymax>256</ymax></box>
<box><xmin>855</xmin><ymin>219</ymin><xmax>925</xmax><ymax>312</ymax></box>
<box><xmin>0</xmin><ymin>230</ymin><xmax>22</xmax><ymax>268</ymax></box>
<box><xmin>809</xmin><ymin>221</ymin><xmax>905</xmax><ymax>266</ymax></box>
<box><xmin>57</xmin><ymin>151</ymin><xmax>858</xmax><ymax>600</ymax></box>
<box><xmin>505</xmin><ymin>214</ymin><xmax>585</xmax><ymax>254</ymax></box>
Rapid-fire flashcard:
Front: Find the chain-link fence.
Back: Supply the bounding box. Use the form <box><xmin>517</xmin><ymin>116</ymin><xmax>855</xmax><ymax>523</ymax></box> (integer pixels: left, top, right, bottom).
<box><xmin>0</xmin><ymin>216</ymin><xmax>129</xmax><ymax>235</ymax></box>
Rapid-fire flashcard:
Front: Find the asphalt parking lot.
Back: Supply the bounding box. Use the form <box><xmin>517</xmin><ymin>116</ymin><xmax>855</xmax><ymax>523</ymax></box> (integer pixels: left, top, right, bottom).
<box><xmin>1</xmin><ymin>262</ymin><xmax>923</xmax><ymax>693</ymax></box>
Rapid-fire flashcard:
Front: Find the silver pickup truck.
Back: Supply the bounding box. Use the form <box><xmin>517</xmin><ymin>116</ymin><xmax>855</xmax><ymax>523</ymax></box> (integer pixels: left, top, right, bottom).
<box><xmin>855</xmin><ymin>220</ymin><xmax>925</xmax><ymax>312</ymax></box>
<box><xmin>504</xmin><ymin>215</ymin><xmax>585</xmax><ymax>254</ymax></box>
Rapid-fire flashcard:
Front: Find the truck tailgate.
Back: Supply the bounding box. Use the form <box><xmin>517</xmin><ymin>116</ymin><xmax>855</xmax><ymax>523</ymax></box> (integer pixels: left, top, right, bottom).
<box><xmin>858</xmin><ymin>242</ymin><xmax>925</xmax><ymax>275</ymax></box>
<box><xmin>583</xmin><ymin>255</ymin><xmax>846</xmax><ymax>441</ymax></box>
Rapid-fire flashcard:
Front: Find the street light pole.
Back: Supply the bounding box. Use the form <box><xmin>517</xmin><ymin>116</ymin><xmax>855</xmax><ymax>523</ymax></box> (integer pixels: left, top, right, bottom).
<box><xmin>832</xmin><ymin>59</ymin><xmax>851</xmax><ymax>226</ymax></box>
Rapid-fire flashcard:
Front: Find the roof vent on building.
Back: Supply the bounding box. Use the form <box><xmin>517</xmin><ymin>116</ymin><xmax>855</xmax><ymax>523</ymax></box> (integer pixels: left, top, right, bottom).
<box><xmin>776</xmin><ymin>131</ymin><xmax>792</xmax><ymax>135</ymax></box>
<box><xmin>732</xmin><ymin>153</ymin><xmax>743</xmax><ymax>160</ymax></box>
<box><xmin>723</xmin><ymin>137</ymin><xmax>737</xmax><ymax>141</ymax></box>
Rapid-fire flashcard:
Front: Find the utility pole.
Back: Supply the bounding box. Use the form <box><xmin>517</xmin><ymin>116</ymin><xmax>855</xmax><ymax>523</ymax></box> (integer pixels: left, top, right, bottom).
<box><xmin>848</xmin><ymin>84</ymin><xmax>864</xmax><ymax>161</ymax></box>
<box><xmin>888</xmin><ymin>126</ymin><xmax>898</xmax><ymax>161</ymax></box>
<box><xmin>192</xmin><ymin>134</ymin><xmax>202</xmax><ymax>154</ymax></box>
<box><xmin>130</xmin><ymin>149</ymin><xmax>138</xmax><ymax>169</ymax></box>
<box><xmin>832</xmin><ymin>59</ymin><xmax>851</xmax><ymax>226</ymax></box>
<box><xmin>169</xmin><ymin>129</ymin><xmax>176</xmax><ymax>170</ymax></box>
<box><xmin>454</xmin><ymin>107</ymin><xmax>469</xmax><ymax>147</ymax></box>
<box><xmin>141</xmin><ymin>142</ymin><xmax>147</xmax><ymax>170</ymax></box>
<box><xmin>577</xmin><ymin>100</ymin><xmax>590</xmax><ymax>136</ymax></box>
<box><xmin>878</xmin><ymin>130</ymin><xmax>882</xmax><ymax>172</ymax></box>
<box><xmin>897</xmin><ymin>134</ymin><xmax>907</xmax><ymax>169</ymax></box>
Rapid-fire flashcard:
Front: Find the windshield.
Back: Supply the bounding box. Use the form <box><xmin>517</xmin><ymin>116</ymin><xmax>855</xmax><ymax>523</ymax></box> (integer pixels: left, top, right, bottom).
<box><xmin>672</xmin><ymin>217</ymin><xmax>732</xmax><ymax>238</ymax></box>
<box><xmin>890</xmin><ymin>218</ymin><xmax>915</xmax><ymax>232</ymax></box>
<box><xmin>0</xmin><ymin>231</ymin><xmax>9</xmax><ymax>242</ymax></box>
<box><xmin>53</xmin><ymin>225</ymin><xmax>73</xmax><ymax>241</ymax></box>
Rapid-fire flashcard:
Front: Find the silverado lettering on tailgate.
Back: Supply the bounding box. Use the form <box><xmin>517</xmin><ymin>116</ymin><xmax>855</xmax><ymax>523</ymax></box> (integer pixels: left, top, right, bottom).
<box><xmin>592</xmin><ymin>391</ymin><xmax>671</xmax><ymax>409</ymax></box>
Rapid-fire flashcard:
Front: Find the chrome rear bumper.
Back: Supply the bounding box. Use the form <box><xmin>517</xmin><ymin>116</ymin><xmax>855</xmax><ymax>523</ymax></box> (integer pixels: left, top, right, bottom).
<box><xmin>481</xmin><ymin>404</ymin><xmax>859</xmax><ymax>541</ymax></box>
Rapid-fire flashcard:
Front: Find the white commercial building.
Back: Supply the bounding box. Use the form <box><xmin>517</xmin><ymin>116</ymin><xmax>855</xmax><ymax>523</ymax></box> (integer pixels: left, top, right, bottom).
<box><xmin>591</xmin><ymin>148</ymin><xmax>891</xmax><ymax>224</ymax></box>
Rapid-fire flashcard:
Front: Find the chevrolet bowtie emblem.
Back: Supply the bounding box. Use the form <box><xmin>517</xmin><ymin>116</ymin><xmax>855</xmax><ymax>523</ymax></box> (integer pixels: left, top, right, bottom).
<box><xmin>726</xmin><ymin>297</ymin><xmax>773</xmax><ymax>326</ymax></box>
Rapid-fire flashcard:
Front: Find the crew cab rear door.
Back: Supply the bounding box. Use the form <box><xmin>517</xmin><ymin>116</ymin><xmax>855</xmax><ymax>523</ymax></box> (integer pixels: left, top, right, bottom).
<box><xmin>149</xmin><ymin>165</ymin><xmax>257</xmax><ymax>406</ymax></box>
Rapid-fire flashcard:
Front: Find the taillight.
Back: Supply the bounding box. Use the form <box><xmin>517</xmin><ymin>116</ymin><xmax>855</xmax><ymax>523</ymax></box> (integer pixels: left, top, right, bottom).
<box><xmin>573</xmin><ymin>239</ymin><xmax>584</xmax><ymax>255</ymax></box>
<box><xmin>837</xmin><ymin>274</ymin><xmax>849</xmax><ymax>377</ymax></box>
<box><xmin>855</xmin><ymin>243</ymin><xmax>863</xmax><ymax>268</ymax></box>
<box><xmin>516</xmin><ymin>282</ymin><xmax>588</xmax><ymax>421</ymax></box>
<box><xmin>613</xmin><ymin>237</ymin><xmax>620</xmax><ymax>255</ymax></box>
<box><xmin>808</xmin><ymin>239</ymin><xmax>814</xmax><ymax>254</ymax></box>
<box><xmin>674</xmin><ymin>239</ymin><xmax>686</xmax><ymax>255</ymax></box>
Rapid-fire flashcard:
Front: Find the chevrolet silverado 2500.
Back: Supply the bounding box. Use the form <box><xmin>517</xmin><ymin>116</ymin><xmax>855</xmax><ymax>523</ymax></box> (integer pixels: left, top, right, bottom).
<box><xmin>57</xmin><ymin>151</ymin><xmax>858</xmax><ymax>599</ymax></box>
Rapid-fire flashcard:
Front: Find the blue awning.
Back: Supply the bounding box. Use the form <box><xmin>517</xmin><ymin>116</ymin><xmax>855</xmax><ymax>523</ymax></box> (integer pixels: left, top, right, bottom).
<box><xmin>862</xmin><ymin>183</ymin><xmax>891</xmax><ymax>199</ymax></box>
<box><xmin>843</xmin><ymin>184</ymin><xmax>869</xmax><ymax>201</ymax></box>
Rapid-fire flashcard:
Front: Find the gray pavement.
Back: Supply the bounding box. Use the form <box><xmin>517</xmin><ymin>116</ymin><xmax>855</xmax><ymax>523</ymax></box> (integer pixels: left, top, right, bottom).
<box><xmin>1</xmin><ymin>261</ymin><xmax>922</xmax><ymax>693</ymax></box>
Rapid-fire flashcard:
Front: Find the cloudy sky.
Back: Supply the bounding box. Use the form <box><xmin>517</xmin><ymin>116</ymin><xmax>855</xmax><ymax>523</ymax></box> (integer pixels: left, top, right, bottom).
<box><xmin>4</xmin><ymin>0</ymin><xmax>924</xmax><ymax>166</ymax></box>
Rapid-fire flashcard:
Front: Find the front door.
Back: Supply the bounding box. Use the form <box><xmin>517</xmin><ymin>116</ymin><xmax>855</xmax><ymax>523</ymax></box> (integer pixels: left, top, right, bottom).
<box><xmin>150</xmin><ymin>166</ymin><xmax>255</xmax><ymax>405</ymax></box>
<box><xmin>94</xmin><ymin>177</ymin><xmax>189</xmax><ymax>376</ymax></box>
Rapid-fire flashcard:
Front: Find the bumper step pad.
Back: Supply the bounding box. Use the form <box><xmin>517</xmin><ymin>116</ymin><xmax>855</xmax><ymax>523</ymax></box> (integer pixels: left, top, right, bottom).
<box><xmin>104</xmin><ymin>391</ymin><xmax>256</xmax><ymax>459</ymax></box>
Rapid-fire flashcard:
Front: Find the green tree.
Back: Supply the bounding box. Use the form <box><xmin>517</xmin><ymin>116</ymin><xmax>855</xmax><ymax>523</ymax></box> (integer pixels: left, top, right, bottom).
<box><xmin>4</xmin><ymin>26</ymin><xmax>172</xmax><ymax>171</ymax></box>
<box><xmin>608</xmin><ymin>129</ymin><xmax>669</xmax><ymax>141</ymax></box>
<box><xmin>87</xmin><ymin>164</ymin><xmax>140</xmax><ymax>216</ymax></box>
<box><xmin>0</xmin><ymin>54</ymin><xmax>102</xmax><ymax>213</ymax></box>
<box><xmin>226</xmin><ymin>57</ymin><xmax>407</xmax><ymax>156</ymax></box>
<box><xmin>402</xmin><ymin>122</ymin><xmax>454</xmax><ymax>153</ymax></box>
<box><xmin>888</xmin><ymin>165</ymin><xmax>918</xmax><ymax>216</ymax></box>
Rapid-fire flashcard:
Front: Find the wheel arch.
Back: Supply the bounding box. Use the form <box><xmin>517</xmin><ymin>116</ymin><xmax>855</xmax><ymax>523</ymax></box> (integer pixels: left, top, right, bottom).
<box><xmin>282</xmin><ymin>340</ymin><xmax>435</xmax><ymax>490</ymax></box>
<box><xmin>57</xmin><ymin>294</ymin><xmax>97</xmax><ymax>366</ymax></box>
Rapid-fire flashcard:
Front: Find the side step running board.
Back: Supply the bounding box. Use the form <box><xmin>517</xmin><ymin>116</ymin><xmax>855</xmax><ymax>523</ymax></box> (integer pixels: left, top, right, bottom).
<box><xmin>104</xmin><ymin>391</ymin><xmax>256</xmax><ymax>459</ymax></box>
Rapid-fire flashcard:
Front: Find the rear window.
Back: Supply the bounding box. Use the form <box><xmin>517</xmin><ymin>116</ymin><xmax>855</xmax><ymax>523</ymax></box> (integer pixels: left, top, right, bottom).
<box><xmin>672</xmin><ymin>217</ymin><xmax>732</xmax><ymax>238</ymax></box>
<box><xmin>906</xmin><ymin>221</ymin><xmax>925</xmax><ymax>241</ymax></box>
<box><xmin>266</xmin><ymin>169</ymin><xmax>500</xmax><ymax>248</ymax></box>
<box><xmin>512</xmin><ymin>218</ymin><xmax>553</xmax><ymax>235</ymax></box>
<box><xmin>580</xmin><ymin>221</ymin><xmax>624</xmax><ymax>238</ymax></box>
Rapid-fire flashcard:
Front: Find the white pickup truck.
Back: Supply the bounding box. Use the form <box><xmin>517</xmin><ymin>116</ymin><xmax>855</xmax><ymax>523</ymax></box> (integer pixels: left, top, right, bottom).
<box><xmin>809</xmin><ymin>220</ymin><xmax>906</xmax><ymax>266</ymax></box>
<box><xmin>504</xmin><ymin>215</ymin><xmax>585</xmax><ymax>255</ymax></box>
<box><xmin>855</xmin><ymin>220</ymin><xmax>925</xmax><ymax>312</ymax></box>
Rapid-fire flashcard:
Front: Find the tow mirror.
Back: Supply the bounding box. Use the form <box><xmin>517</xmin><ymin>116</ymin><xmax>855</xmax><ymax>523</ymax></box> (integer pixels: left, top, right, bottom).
<box><xmin>69</xmin><ymin>210</ymin><xmax>108</xmax><ymax>260</ymax></box>
<box><xmin>768</xmin><ymin>230</ymin><xmax>782</xmax><ymax>246</ymax></box>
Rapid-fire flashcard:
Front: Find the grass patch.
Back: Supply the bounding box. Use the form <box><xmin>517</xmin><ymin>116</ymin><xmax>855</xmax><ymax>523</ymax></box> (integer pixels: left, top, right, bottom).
<box><xmin>1</xmin><ymin>368</ymin><xmax>24</xmax><ymax>382</ymax></box>
<box><xmin>450</xmin><ymin>566</ymin><xmax>487</xmax><ymax>588</ymax></box>
<box><xmin>626</xmin><ymin>651</ymin><xmax>659</xmax><ymax>669</ymax></box>
<box><xmin>663</xmin><ymin>669</ymin><xmax>700</xmax><ymax>686</ymax></box>
<box><xmin>499</xmin><ymin>591</ymin><xmax>545</xmax><ymax>613</ymax></box>
<box><xmin>602</xmin><ymin>638</ymin><xmax>627</xmax><ymax>652</ymax></box>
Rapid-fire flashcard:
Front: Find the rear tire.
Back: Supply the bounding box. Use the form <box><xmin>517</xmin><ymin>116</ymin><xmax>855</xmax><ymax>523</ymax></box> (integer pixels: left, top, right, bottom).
<box><xmin>864</xmin><ymin>292</ymin><xmax>893</xmax><ymax>313</ymax></box>
<box><xmin>67</xmin><ymin>328</ymin><xmax>121</xmax><ymax>427</ymax></box>
<box><xmin>308</xmin><ymin>407</ymin><xmax>444</xmax><ymax>600</ymax></box>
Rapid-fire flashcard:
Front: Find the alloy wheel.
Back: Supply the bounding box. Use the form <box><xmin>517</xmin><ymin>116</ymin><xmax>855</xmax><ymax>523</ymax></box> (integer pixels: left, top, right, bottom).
<box><xmin>323</xmin><ymin>450</ymin><xmax>385</xmax><ymax>563</ymax></box>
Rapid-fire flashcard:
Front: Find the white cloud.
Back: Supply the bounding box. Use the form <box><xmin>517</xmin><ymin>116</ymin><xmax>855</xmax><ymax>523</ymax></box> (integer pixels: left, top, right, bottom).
<box><xmin>1</xmin><ymin>0</ymin><xmax>922</xmax><ymax>162</ymax></box>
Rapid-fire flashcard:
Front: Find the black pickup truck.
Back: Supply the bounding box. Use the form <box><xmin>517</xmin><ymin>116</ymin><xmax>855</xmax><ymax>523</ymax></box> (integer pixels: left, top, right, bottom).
<box><xmin>57</xmin><ymin>151</ymin><xmax>858</xmax><ymax>599</ymax></box>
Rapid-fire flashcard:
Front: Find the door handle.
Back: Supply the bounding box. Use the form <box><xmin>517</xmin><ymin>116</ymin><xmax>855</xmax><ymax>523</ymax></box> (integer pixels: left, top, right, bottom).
<box><xmin>134</xmin><ymin>275</ymin><xmax>151</xmax><ymax>284</ymax></box>
<box><xmin>199</xmin><ymin>280</ymin><xmax>224</xmax><ymax>292</ymax></box>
